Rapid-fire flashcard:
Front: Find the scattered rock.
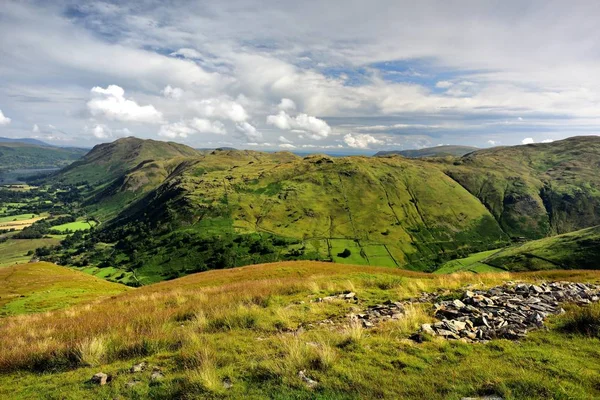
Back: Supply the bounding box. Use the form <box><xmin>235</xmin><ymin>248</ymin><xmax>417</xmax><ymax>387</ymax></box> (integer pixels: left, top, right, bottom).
<box><xmin>125</xmin><ymin>380</ymin><xmax>139</xmax><ymax>388</ymax></box>
<box><xmin>151</xmin><ymin>367</ymin><xmax>164</xmax><ymax>382</ymax></box>
<box><xmin>298</xmin><ymin>370</ymin><xmax>318</xmax><ymax>389</ymax></box>
<box><xmin>91</xmin><ymin>372</ymin><xmax>109</xmax><ymax>385</ymax></box>
<box><xmin>222</xmin><ymin>377</ymin><xmax>233</xmax><ymax>390</ymax></box>
<box><xmin>130</xmin><ymin>362</ymin><xmax>147</xmax><ymax>373</ymax></box>
<box><xmin>416</xmin><ymin>281</ymin><xmax>600</xmax><ymax>342</ymax></box>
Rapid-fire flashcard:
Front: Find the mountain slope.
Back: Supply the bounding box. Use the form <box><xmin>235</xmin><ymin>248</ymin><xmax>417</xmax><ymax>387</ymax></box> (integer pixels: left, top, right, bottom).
<box><xmin>0</xmin><ymin>137</ymin><xmax>53</xmax><ymax>146</ymax></box>
<box><xmin>1</xmin><ymin>261</ymin><xmax>600</xmax><ymax>399</ymax></box>
<box><xmin>439</xmin><ymin>136</ymin><xmax>600</xmax><ymax>239</ymax></box>
<box><xmin>0</xmin><ymin>142</ymin><xmax>86</xmax><ymax>170</ymax></box>
<box><xmin>484</xmin><ymin>225</ymin><xmax>600</xmax><ymax>271</ymax></box>
<box><xmin>375</xmin><ymin>145</ymin><xmax>478</xmax><ymax>158</ymax></box>
<box><xmin>54</xmin><ymin>136</ymin><xmax>201</xmax><ymax>186</ymax></box>
<box><xmin>70</xmin><ymin>151</ymin><xmax>510</xmax><ymax>283</ymax></box>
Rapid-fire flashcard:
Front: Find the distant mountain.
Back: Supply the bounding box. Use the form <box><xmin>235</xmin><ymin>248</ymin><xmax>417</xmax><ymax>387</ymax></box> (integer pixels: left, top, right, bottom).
<box><xmin>0</xmin><ymin>141</ymin><xmax>87</xmax><ymax>171</ymax></box>
<box><xmin>0</xmin><ymin>137</ymin><xmax>53</xmax><ymax>147</ymax></box>
<box><xmin>375</xmin><ymin>145</ymin><xmax>479</xmax><ymax>158</ymax></box>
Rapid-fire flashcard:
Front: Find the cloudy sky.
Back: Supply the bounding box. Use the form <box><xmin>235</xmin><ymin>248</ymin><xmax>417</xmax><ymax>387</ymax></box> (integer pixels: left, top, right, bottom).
<box><xmin>1</xmin><ymin>1</ymin><xmax>600</xmax><ymax>153</ymax></box>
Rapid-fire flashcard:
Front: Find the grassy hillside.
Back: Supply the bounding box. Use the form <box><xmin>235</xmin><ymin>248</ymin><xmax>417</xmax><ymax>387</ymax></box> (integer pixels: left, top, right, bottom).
<box><xmin>1</xmin><ymin>261</ymin><xmax>600</xmax><ymax>399</ymax></box>
<box><xmin>54</xmin><ymin>137</ymin><xmax>200</xmax><ymax>186</ymax></box>
<box><xmin>45</xmin><ymin>150</ymin><xmax>510</xmax><ymax>283</ymax></box>
<box><xmin>0</xmin><ymin>142</ymin><xmax>86</xmax><ymax>170</ymax></box>
<box><xmin>435</xmin><ymin>225</ymin><xmax>600</xmax><ymax>273</ymax></box>
<box><xmin>484</xmin><ymin>225</ymin><xmax>600</xmax><ymax>271</ymax></box>
<box><xmin>375</xmin><ymin>145</ymin><xmax>478</xmax><ymax>158</ymax></box>
<box><xmin>0</xmin><ymin>237</ymin><xmax>61</xmax><ymax>267</ymax></box>
<box><xmin>31</xmin><ymin>136</ymin><xmax>600</xmax><ymax>282</ymax></box>
<box><xmin>0</xmin><ymin>262</ymin><xmax>128</xmax><ymax>316</ymax></box>
<box><xmin>439</xmin><ymin>136</ymin><xmax>600</xmax><ymax>239</ymax></box>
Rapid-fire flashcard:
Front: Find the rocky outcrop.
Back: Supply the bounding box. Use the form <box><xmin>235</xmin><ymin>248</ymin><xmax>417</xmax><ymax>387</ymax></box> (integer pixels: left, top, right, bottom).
<box><xmin>418</xmin><ymin>282</ymin><xmax>600</xmax><ymax>342</ymax></box>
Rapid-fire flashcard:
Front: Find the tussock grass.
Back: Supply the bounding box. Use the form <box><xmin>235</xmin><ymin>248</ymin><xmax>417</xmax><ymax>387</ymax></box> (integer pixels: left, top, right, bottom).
<box><xmin>76</xmin><ymin>337</ymin><xmax>106</xmax><ymax>367</ymax></box>
<box><xmin>2</xmin><ymin>261</ymin><xmax>600</xmax><ymax>399</ymax></box>
<box><xmin>559</xmin><ymin>303</ymin><xmax>600</xmax><ymax>338</ymax></box>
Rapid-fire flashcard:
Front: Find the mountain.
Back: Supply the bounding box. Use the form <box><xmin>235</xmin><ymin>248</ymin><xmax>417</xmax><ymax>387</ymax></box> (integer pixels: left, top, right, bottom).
<box><xmin>0</xmin><ymin>141</ymin><xmax>87</xmax><ymax>171</ymax></box>
<box><xmin>375</xmin><ymin>145</ymin><xmax>479</xmax><ymax>158</ymax></box>
<box><xmin>439</xmin><ymin>136</ymin><xmax>600</xmax><ymax>239</ymax></box>
<box><xmin>32</xmin><ymin>135</ymin><xmax>600</xmax><ymax>284</ymax></box>
<box><xmin>0</xmin><ymin>137</ymin><xmax>53</xmax><ymax>146</ymax></box>
<box><xmin>46</xmin><ymin>137</ymin><xmax>202</xmax><ymax>219</ymax></box>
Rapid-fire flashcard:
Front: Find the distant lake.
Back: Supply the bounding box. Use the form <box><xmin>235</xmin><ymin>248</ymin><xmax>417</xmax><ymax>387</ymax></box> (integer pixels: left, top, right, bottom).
<box><xmin>0</xmin><ymin>168</ymin><xmax>59</xmax><ymax>184</ymax></box>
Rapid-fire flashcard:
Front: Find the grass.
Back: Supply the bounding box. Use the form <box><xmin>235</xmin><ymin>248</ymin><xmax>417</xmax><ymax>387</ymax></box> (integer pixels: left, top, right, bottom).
<box><xmin>0</xmin><ymin>238</ymin><xmax>60</xmax><ymax>267</ymax></box>
<box><xmin>1</xmin><ymin>261</ymin><xmax>600</xmax><ymax>398</ymax></box>
<box><xmin>0</xmin><ymin>262</ymin><xmax>129</xmax><ymax>316</ymax></box>
<box><xmin>51</xmin><ymin>219</ymin><xmax>97</xmax><ymax>232</ymax></box>
<box><xmin>434</xmin><ymin>249</ymin><xmax>506</xmax><ymax>274</ymax></box>
<box><xmin>485</xmin><ymin>225</ymin><xmax>600</xmax><ymax>271</ymax></box>
<box><xmin>0</xmin><ymin>213</ymin><xmax>39</xmax><ymax>223</ymax></box>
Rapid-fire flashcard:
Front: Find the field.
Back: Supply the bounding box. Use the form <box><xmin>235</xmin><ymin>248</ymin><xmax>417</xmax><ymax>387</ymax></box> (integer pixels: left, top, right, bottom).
<box><xmin>0</xmin><ymin>238</ymin><xmax>61</xmax><ymax>267</ymax></box>
<box><xmin>52</xmin><ymin>220</ymin><xmax>97</xmax><ymax>232</ymax></box>
<box><xmin>1</xmin><ymin>261</ymin><xmax>600</xmax><ymax>399</ymax></box>
<box><xmin>0</xmin><ymin>262</ymin><xmax>128</xmax><ymax>316</ymax></box>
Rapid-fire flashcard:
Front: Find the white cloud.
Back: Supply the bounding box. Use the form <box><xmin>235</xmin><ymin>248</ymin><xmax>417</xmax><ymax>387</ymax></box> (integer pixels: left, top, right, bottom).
<box><xmin>170</xmin><ymin>48</ymin><xmax>203</xmax><ymax>59</ymax></box>
<box><xmin>266</xmin><ymin>111</ymin><xmax>331</xmax><ymax>140</ymax></box>
<box><xmin>521</xmin><ymin>137</ymin><xmax>535</xmax><ymax>144</ymax></box>
<box><xmin>32</xmin><ymin>124</ymin><xmax>40</xmax><ymax>133</ymax></box>
<box><xmin>0</xmin><ymin>110</ymin><xmax>11</xmax><ymax>126</ymax></box>
<box><xmin>159</xmin><ymin>118</ymin><xmax>226</xmax><ymax>138</ymax></box>
<box><xmin>162</xmin><ymin>85</ymin><xmax>184</xmax><ymax>100</ymax></box>
<box><xmin>278</xmin><ymin>98</ymin><xmax>296</xmax><ymax>111</ymax></box>
<box><xmin>436</xmin><ymin>81</ymin><xmax>453</xmax><ymax>89</ymax></box>
<box><xmin>235</xmin><ymin>122</ymin><xmax>262</xmax><ymax>141</ymax></box>
<box><xmin>86</xmin><ymin>124</ymin><xmax>111</xmax><ymax>139</ymax></box>
<box><xmin>192</xmin><ymin>98</ymin><xmax>248</xmax><ymax>122</ymax></box>
<box><xmin>344</xmin><ymin>133</ymin><xmax>383</xmax><ymax>149</ymax></box>
<box><xmin>87</xmin><ymin>85</ymin><xmax>164</xmax><ymax>124</ymax></box>
<box><xmin>487</xmin><ymin>140</ymin><xmax>497</xmax><ymax>145</ymax></box>
<box><xmin>189</xmin><ymin>118</ymin><xmax>226</xmax><ymax>134</ymax></box>
<box><xmin>279</xmin><ymin>143</ymin><xmax>296</xmax><ymax>149</ymax></box>
<box><xmin>278</xmin><ymin>136</ymin><xmax>293</xmax><ymax>144</ymax></box>
<box><xmin>541</xmin><ymin>139</ymin><xmax>554</xmax><ymax>143</ymax></box>
<box><xmin>158</xmin><ymin>121</ymin><xmax>196</xmax><ymax>138</ymax></box>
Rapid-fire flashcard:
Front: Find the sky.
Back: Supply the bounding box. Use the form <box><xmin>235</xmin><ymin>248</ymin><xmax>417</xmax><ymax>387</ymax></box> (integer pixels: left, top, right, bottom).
<box><xmin>1</xmin><ymin>1</ymin><xmax>600</xmax><ymax>153</ymax></box>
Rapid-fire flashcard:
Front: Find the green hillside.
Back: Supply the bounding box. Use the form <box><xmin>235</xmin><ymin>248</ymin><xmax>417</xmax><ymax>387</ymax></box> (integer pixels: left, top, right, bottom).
<box><xmin>375</xmin><ymin>145</ymin><xmax>478</xmax><ymax>158</ymax></box>
<box><xmin>439</xmin><ymin>136</ymin><xmax>600</xmax><ymax>239</ymax></box>
<box><xmin>435</xmin><ymin>225</ymin><xmax>600</xmax><ymax>273</ymax></box>
<box><xmin>27</xmin><ymin>136</ymin><xmax>600</xmax><ymax>284</ymax></box>
<box><xmin>0</xmin><ymin>142</ymin><xmax>86</xmax><ymax>170</ymax></box>
<box><xmin>43</xmin><ymin>148</ymin><xmax>510</xmax><ymax>283</ymax></box>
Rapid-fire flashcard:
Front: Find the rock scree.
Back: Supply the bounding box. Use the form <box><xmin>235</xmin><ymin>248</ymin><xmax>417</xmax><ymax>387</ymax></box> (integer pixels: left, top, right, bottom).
<box><xmin>418</xmin><ymin>282</ymin><xmax>600</xmax><ymax>342</ymax></box>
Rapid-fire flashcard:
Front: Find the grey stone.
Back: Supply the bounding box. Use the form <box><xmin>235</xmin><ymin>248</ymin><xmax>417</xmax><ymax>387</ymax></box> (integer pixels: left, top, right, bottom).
<box><xmin>91</xmin><ymin>372</ymin><xmax>109</xmax><ymax>385</ymax></box>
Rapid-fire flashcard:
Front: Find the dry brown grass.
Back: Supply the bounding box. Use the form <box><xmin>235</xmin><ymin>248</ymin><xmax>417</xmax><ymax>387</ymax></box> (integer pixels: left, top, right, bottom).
<box><xmin>1</xmin><ymin>260</ymin><xmax>599</xmax><ymax>374</ymax></box>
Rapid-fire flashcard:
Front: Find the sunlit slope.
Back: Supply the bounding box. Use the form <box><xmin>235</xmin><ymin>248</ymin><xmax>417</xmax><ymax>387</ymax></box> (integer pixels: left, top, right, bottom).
<box><xmin>440</xmin><ymin>136</ymin><xmax>600</xmax><ymax>239</ymax></box>
<box><xmin>111</xmin><ymin>153</ymin><xmax>508</xmax><ymax>269</ymax></box>
<box><xmin>0</xmin><ymin>262</ymin><xmax>129</xmax><ymax>316</ymax></box>
<box><xmin>484</xmin><ymin>225</ymin><xmax>600</xmax><ymax>271</ymax></box>
<box><xmin>2</xmin><ymin>261</ymin><xmax>600</xmax><ymax>399</ymax></box>
<box><xmin>52</xmin><ymin>137</ymin><xmax>201</xmax><ymax>186</ymax></box>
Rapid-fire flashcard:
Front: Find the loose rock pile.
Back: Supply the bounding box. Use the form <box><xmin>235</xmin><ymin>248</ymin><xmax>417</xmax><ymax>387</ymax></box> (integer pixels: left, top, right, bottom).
<box><xmin>350</xmin><ymin>300</ymin><xmax>407</xmax><ymax>327</ymax></box>
<box><xmin>419</xmin><ymin>282</ymin><xmax>600</xmax><ymax>342</ymax></box>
